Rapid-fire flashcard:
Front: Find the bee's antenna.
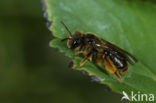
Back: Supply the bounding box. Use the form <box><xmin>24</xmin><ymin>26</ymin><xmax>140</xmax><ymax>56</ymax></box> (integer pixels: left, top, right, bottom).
<box><xmin>61</xmin><ymin>37</ymin><xmax>70</xmax><ymax>41</ymax></box>
<box><xmin>61</xmin><ymin>21</ymin><xmax>72</xmax><ymax>36</ymax></box>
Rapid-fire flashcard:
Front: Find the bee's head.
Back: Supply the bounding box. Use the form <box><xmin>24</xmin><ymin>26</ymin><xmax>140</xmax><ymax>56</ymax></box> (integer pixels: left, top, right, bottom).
<box><xmin>67</xmin><ymin>32</ymin><xmax>82</xmax><ymax>49</ymax></box>
<box><xmin>61</xmin><ymin>21</ymin><xmax>83</xmax><ymax>49</ymax></box>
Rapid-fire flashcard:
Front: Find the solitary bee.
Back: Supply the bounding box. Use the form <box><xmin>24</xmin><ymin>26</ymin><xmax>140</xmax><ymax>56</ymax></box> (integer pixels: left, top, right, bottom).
<box><xmin>61</xmin><ymin>21</ymin><xmax>137</xmax><ymax>81</ymax></box>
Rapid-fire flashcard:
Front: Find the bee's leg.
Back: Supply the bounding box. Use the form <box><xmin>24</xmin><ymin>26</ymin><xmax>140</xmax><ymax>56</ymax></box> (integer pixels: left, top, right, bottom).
<box><xmin>74</xmin><ymin>49</ymin><xmax>82</xmax><ymax>55</ymax></box>
<box><xmin>104</xmin><ymin>57</ymin><xmax>116</xmax><ymax>73</ymax></box>
<box><xmin>114</xmin><ymin>71</ymin><xmax>122</xmax><ymax>82</ymax></box>
<box><xmin>79</xmin><ymin>53</ymin><xmax>92</xmax><ymax>66</ymax></box>
<box><xmin>72</xmin><ymin>49</ymin><xmax>82</xmax><ymax>59</ymax></box>
<box><xmin>96</xmin><ymin>54</ymin><xmax>105</xmax><ymax>65</ymax></box>
<box><xmin>104</xmin><ymin>57</ymin><xmax>122</xmax><ymax>82</ymax></box>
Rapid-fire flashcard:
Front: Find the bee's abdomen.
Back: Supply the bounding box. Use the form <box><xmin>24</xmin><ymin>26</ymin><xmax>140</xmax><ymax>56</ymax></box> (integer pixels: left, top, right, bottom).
<box><xmin>105</xmin><ymin>50</ymin><xmax>128</xmax><ymax>70</ymax></box>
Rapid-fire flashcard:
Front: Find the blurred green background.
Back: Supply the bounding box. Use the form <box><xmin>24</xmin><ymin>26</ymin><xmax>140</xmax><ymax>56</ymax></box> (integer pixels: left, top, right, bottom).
<box><xmin>0</xmin><ymin>0</ymin><xmax>122</xmax><ymax>103</ymax></box>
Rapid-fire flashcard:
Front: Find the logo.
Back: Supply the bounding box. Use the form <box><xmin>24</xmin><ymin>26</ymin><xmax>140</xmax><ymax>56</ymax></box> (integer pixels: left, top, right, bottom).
<box><xmin>121</xmin><ymin>91</ymin><xmax>155</xmax><ymax>102</ymax></box>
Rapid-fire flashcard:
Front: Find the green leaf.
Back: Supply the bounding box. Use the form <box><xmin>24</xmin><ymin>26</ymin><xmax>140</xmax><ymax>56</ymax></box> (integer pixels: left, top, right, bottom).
<box><xmin>43</xmin><ymin>0</ymin><xmax>156</xmax><ymax>98</ymax></box>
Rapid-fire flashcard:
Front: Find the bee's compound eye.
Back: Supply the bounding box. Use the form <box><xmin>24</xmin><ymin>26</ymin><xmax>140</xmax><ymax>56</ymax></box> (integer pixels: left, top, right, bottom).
<box><xmin>72</xmin><ymin>39</ymin><xmax>81</xmax><ymax>49</ymax></box>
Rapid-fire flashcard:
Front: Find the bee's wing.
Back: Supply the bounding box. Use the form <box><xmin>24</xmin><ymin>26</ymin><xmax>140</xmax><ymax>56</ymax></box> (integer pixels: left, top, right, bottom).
<box><xmin>102</xmin><ymin>39</ymin><xmax>137</xmax><ymax>65</ymax></box>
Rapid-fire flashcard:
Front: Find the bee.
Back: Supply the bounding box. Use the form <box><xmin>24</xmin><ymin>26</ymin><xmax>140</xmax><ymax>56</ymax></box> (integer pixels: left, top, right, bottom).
<box><xmin>61</xmin><ymin>21</ymin><xmax>137</xmax><ymax>81</ymax></box>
